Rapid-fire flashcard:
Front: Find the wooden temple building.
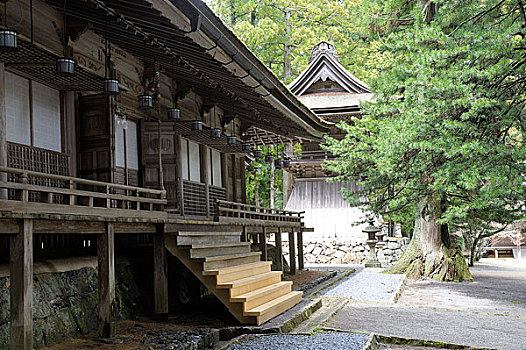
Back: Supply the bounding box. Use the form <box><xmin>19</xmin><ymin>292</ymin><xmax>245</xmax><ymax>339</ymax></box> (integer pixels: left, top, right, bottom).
<box><xmin>0</xmin><ymin>0</ymin><xmax>330</xmax><ymax>348</ymax></box>
<box><xmin>286</xmin><ymin>42</ymin><xmax>374</xmax><ymax>242</ymax></box>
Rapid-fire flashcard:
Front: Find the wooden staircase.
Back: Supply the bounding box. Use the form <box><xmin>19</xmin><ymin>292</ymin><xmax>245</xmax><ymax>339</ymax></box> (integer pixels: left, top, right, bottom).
<box><xmin>165</xmin><ymin>231</ymin><xmax>302</xmax><ymax>325</ymax></box>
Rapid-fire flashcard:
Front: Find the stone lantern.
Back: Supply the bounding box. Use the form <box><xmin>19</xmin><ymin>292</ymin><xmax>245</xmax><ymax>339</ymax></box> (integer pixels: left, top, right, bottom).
<box><xmin>363</xmin><ymin>217</ymin><xmax>382</xmax><ymax>268</ymax></box>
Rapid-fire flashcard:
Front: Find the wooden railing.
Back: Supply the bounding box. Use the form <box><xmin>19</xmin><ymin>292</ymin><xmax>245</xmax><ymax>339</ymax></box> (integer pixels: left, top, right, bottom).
<box><xmin>292</xmin><ymin>149</ymin><xmax>333</xmax><ymax>162</ymax></box>
<box><xmin>183</xmin><ymin>180</ymin><xmax>207</xmax><ymax>217</ymax></box>
<box><xmin>0</xmin><ymin>166</ymin><xmax>167</xmax><ymax>221</ymax></box>
<box><xmin>8</xmin><ymin>142</ymin><xmax>70</xmax><ymax>176</ymax></box>
<box><xmin>215</xmin><ymin>200</ymin><xmax>304</xmax><ymax>227</ymax></box>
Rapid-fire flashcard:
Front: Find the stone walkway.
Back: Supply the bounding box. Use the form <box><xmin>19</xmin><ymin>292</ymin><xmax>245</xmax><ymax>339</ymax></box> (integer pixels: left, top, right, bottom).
<box><xmin>326</xmin><ymin>261</ymin><xmax>526</xmax><ymax>350</ymax></box>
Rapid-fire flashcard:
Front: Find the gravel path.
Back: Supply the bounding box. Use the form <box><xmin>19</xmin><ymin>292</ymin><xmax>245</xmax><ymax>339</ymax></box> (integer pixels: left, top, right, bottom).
<box><xmin>320</xmin><ymin>268</ymin><xmax>405</xmax><ymax>302</ymax></box>
<box><xmin>227</xmin><ymin>333</ymin><xmax>369</xmax><ymax>350</ymax></box>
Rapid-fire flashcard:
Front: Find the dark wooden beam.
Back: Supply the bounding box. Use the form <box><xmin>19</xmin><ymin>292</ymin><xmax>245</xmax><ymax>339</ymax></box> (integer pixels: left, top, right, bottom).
<box><xmin>288</xmin><ymin>229</ymin><xmax>296</xmax><ymax>275</ymax></box>
<box><xmin>297</xmin><ymin>229</ymin><xmax>304</xmax><ymax>271</ymax></box>
<box><xmin>153</xmin><ymin>224</ymin><xmax>168</xmax><ymax>320</ymax></box>
<box><xmin>98</xmin><ymin>222</ymin><xmax>116</xmax><ymax>338</ymax></box>
<box><xmin>275</xmin><ymin>227</ymin><xmax>283</xmax><ymax>272</ymax></box>
<box><xmin>10</xmin><ymin>219</ymin><xmax>33</xmax><ymax>350</ymax></box>
<box><xmin>0</xmin><ymin>63</ymin><xmax>6</xmax><ymax>200</ymax></box>
<box><xmin>259</xmin><ymin>226</ymin><xmax>267</xmax><ymax>262</ymax></box>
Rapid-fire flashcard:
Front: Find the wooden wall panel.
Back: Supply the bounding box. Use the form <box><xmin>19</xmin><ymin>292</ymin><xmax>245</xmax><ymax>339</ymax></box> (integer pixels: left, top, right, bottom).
<box><xmin>78</xmin><ymin>94</ymin><xmax>113</xmax><ymax>183</ymax></box>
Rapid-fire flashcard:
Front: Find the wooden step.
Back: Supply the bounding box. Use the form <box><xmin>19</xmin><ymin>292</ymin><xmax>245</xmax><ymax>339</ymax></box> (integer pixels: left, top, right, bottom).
<box><xmin>176</xmin><ymin>232</ymin><xmax>241</xmax><ymax>246</ymax></box>
<box><xmin>190</xmin><ymin>242</ymin><xmax>251</xmax><ymax>259</ymax></box>
<box><xmin>223</xmin><ymin>271</ymin><xmax>283</xmax><ymax>297</ymax></box>
<box><xmin>202</xmin><ymin>252</ymin><xmax>261</xmax><ymax>270</ymax></box>
<box><xmin>245</xmin><ymin>291</ymin><xmax>303</xmax><ymax>325</ymax></box>
<box><xmin>203</xmin><ymin>261</ymin><xmax>272</xmax><ymax>284</ymax></box>
<box><xmin>231</xmin><ymin>281</ymin><xmax>292</xmax><ymax>312</ymax></box>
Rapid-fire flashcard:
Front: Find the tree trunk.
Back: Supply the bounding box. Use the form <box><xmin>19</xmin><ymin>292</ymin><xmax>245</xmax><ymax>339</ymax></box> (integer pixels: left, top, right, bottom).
<box><xmin>283</xmin><ymin>7</ymin><xmax>292</xmax><ymax>80</ymax></box>
<box><xmin>469</xmin><ymin>234</ymin><xmax>479</xmax><ymax>267</ymax></box>
<box><xmin>386</xmin><ymin>199</ymin><xmax>472</xmax><ymax>282</ymax></box>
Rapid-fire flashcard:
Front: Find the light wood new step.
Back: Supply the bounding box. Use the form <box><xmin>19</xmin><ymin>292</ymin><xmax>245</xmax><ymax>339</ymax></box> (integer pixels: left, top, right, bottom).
<box><xmin>190</xmin><ymin>242</ymin><xmax>251</xmax><ymax>259</ymax></box>
<box><xmin>231</xmin><ymin>281</ymin><xmax>293</xmax><ymax>312</ymax></box>
<box><xmin>202</xmin><ymin>251</ymin><xmax>261</xmax><ymax>270</ymax></box>
<box><xmin>244</xmin><ymin>291</ymin><xmax>303</xmax><ymax>326</ymax></box>
<box><xmin>203</xmin><ymin>261</ymin><xmax>272</xmax><ymax>284</ymax></box>
<box><xmin>176</xmin><ymin>232</ymin><xmax>241</xmax><ymax>246</ymax></box>
<box><xmin>219</xmin><ymin>271</ymin><xmax>283</xmax><ymax>297</ymax></box>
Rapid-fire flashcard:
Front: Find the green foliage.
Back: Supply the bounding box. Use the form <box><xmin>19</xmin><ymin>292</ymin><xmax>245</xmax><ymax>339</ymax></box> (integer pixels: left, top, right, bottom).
<box><xmin>246</xmin><ymin>146</ymin><xmax>284</xmax><ymax>208</ymax></box>
<box><xmin>324</xmin><ymin>0</ymin><xmax>526</xmax><ymax>234</ymax></box>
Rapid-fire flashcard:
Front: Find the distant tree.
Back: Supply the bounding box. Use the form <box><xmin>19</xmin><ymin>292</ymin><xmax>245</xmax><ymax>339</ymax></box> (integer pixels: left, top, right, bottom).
<box><xmin>325</xmin><ymin>0</ymin><xmax>526</xmax><ymax>281</ymax></box>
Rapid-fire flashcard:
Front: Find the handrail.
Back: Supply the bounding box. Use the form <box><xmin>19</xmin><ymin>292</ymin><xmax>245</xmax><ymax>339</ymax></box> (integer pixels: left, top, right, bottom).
<box><xmin>216</xmin><ymin>199</ymin><xmax>302</xmax><ymax>217</ymax></box>
<box><xmin>0</xmin><ymin>166</ymin><xmax>167</xmax><ymax>217</ymax></box>
<box><xmin>0</xmin><ymin>166</ymin><xmax>165</xmax><ymax>196</ymax></box>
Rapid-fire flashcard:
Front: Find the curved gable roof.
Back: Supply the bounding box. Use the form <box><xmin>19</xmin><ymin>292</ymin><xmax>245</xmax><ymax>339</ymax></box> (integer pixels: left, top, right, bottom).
<box><xmin>289</xmin><ymin>42</ymin><xmax>370</xmax><ymax>96</ymax></box>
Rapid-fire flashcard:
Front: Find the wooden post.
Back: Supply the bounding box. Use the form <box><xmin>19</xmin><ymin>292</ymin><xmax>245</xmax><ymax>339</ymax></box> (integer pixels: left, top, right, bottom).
<box><xmin>200</xmin><ymin>145</ymin><xmax>210</xmax><ymax>218</ymax></box>
<box><xmin>98</xmin><ymin>222</ymin><xmax>115</xmax><ymax>338</ymax></box>
<box><xmin>297</xmin><ymin>228</ymin><xmax>304</xmax><ymax>270</ymax></box>
<box><xmin>0</xmin><ymin>63</ymin><xmax>7</xmax><ymax>200</ymax></box>
<box><xmin>10</xmin><ymin>219</ymin><xmax>33</xmax><ymax>350</ymax></box>
<box><xmin>241</xmin><ymin>226</ymin><xmax>248</xmax><ymax>242</ymax></box>
<box><xmin>288</xmin><ymin>229</ymin><xmax>296</xmax><ymax>275</ymax></box>
<box><xmin>153</xmin><ymin>224</ymin><xmax>168</xmax><ymax>320</ymax></box>
<box><xmin>275</xmin><ymin>227</ymin><xmax>283</xmax><ymax>272</ymax></box>
<box><xmin>175</xmin><ymin>135</ymin><xmax>184</xmax><ymax>216</ymax></box>
<box><xmin>259</xmin><ymin>226</ymin><xmax>267</xmax><ymax>261</ymax></box>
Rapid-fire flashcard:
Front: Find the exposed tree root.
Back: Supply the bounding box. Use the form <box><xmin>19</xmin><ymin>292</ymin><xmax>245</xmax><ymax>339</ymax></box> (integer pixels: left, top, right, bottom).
<box><xmin>385</xmin><ymin>232</ymin><xmax>472</xmax><ymax>282</ymax></box>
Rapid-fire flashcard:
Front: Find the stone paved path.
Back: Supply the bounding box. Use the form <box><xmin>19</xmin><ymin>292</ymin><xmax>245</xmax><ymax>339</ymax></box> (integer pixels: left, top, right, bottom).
<box><xmin>326</xmin><ymin>262</ymin><xmax>526</xmax><ymax>350</ymax></box>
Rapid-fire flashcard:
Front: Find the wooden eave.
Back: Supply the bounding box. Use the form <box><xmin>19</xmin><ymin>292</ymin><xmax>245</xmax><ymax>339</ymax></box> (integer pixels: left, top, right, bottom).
<box><xmin>44</xmin><ymin>0</ymin><xmax>329</xmax><ymax>144</ymax></box>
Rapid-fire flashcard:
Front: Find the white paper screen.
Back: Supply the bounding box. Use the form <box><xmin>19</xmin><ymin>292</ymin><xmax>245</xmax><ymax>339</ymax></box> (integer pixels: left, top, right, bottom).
<box><xmin>188</xmin><ymin>141</ymin><xmax>201</xmax><ymax>182</ymax></box>
<box><xmin>126</xmin><ymin>121</ymin><xmax>139</xmax><ymax>170</ymax></box>
<box><xmin>115</xmin><ymin>121</ymin><xmax>125</xmax><ymax>167</ymax></box>
<box><xmin>5</xmin><ymin>72</ymin><xmax>31</xmax><ymax>145</ymax></box>
<box><xmin>32</xmin><ymin>81</ymin><xmax>61</xmax><ymax>151</ymax></box>
<box><xmin>211</xmin><ymin>149</ymin><xmax>222</xmax><ymax>187</ymax></box>
<box><xmin>181</xmin><ymin>138</ymin><xmax>189</xmax><ymax>180</ymax></box>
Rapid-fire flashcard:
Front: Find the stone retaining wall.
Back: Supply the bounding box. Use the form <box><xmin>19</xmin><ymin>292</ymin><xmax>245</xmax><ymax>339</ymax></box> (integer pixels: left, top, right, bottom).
<box><xmin>281</xmin><ymin>237</ymin><xmax>410</xmax><ymax>266</ymax></box>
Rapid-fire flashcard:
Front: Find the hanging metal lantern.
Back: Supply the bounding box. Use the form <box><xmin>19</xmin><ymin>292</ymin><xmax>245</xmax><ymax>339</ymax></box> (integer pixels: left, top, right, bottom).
<box><xmin>274</xmin><ymin>158</ymin><xmax>283</xmax><ymax>170</ymax></box>
<box><xmin>241</xmin><ymin>142</ymin><xmax>251</xmax><ymax>152</ymax></box>
<box><xmin>253</xmin><ymin>149</ymin><xmax>263</xmax><ymax>159</ymax></box>
<box><xmin>0</xmin><ymin>29</ymin><xmax>17</xmax><ymax>50</ymax></box>
<box><xmin>227</xmin><ymin>135</ymin><xmax>237</xmax><ymax>145</ymax></box>
<box><xmin>167</xmin><ymin>107</ymin><xmax>180</xmax><ymax>121</ymax></box>
<box><xmin>283</xmin><ymin>159</ymin><xmax>291</xmax><ymax>168</ymax></box>
<box><xmin>103</xmin><ymin>79</ymin><xmax>119</xmax><ymax>95</ymax></box>
<box><xmin>191</xmin><ymin>120</ymin><xmax>203</xmax><ymax>131</ymax></box>
<box><xmin>265</xmin><ymin>155</ymin><xmax>273</xmax><ymax>163</ymax></box>
<box><xmin>138</xmin><ymin>94</ymin><xmax>153</xmax><ymax>110</ymax></box>
<box><xmin>211</xmin><ymin>128</ymin><xmax>222</xmax><ymax>138</ymax></box>
<box><xmin>56</xmin><ymin>58</ymin><xmax>75</xmax><ymax>76</ymax></box>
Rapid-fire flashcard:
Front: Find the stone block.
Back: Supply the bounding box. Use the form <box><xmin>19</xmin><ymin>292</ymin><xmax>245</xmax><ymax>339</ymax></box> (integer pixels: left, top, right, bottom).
<box><xmin>305</xmin><ymin>243</ymin><xmax>316</xmax><ymax>254</ymax></box>
<box><xmin>387</xmin><ymin>242</ymin><xmax>400</xmax><ymax>250</ymax></box>
<box><xmin>383</xmin><ymin>249</ymin><xmax>393</xmax><ymax>255</ymax></box>
<box><xmin>312</xmin><ymin>246</ymin><xmax>323</xmax><ymax>256</ymax></box>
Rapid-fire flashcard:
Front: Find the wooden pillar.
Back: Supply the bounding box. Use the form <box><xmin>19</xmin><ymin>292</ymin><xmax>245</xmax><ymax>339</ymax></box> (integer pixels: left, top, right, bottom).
<box><xmin>98</xmin><ymin>222</ymin><xmax>115</xmax><ymax>338</ymax></box>
<box><xmin>175</xmin><ymin>135</ymin><xmax>184</xmax><ymax>216</ymax></box>
<box><xmin>200</xmin><ymin>145</ymin><xmax>210</xmax><ymax>218</ymax></box>
<box><xmin>231</xmin><ymin>154</ymin><xmax>237</xmax><ymax>202</ymax></box>
<box><xmin>241</xmin><ymin>226</ymin><xmax>248</xmax><ymax>242</ymax></box>
<box><xmin>259</xmin><ymin>226</ymin><xmax>267</xmax><ymax>261</ymax></box>
<box><xmin>10</xmin><ymin>219</ymin><xmax>33</xmax><ymax>350</ymax></box>
<box><xmin>275</xmin><ymin>227</ymin><xmax>283</xmax><ymax>272</ymax></box>
<box><xmin>0</xmin><ymin>63</ymin><xmax>7</xmax><ymax>200</ymax></box>
<box><xmin>297</xmin><ymin>228</ymin><xmax>304</xmax><ymax>270</ymax></box>
<box><xmin>153</xmin><ymin>225</ymin><xmax>168</xmax><ymax>319</ymax></box>
<box><xmin>288</xmin><ymin>229</ymin><xmax>296</xmax><ymax>275</ymax></box>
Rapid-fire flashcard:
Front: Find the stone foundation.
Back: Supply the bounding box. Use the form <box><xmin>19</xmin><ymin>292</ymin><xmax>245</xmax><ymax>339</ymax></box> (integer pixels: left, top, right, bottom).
<box><xmin>281</xmin><ymin>237</ymin><xmax>410</xmax><ymax>266</ymax></box>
